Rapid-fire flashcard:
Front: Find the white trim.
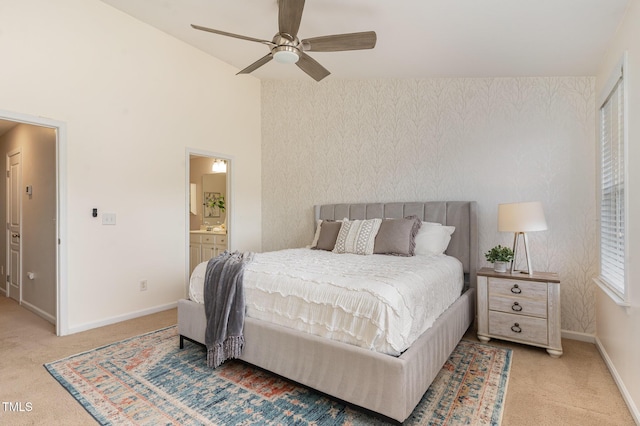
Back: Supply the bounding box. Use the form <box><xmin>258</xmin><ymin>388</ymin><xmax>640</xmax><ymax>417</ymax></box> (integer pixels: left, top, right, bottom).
<box><xmin>0</xmin><ymin>109</ymin><xmax>68</xmax><ymax>336</ymax></box>
<box><xmin>561</xmin><ymin>329</ymin><xmax>595</xmax><ymax>343</ymax></box>
<box><xmin>594</xmin><ymin>277</ymin><xmax>631</xmax><ymax>309</ymax></box>
<box><xmin>66</xmin><ymin>301</ymin><xmax>177</xmax><ymax>335</ymax></box>
<box><xmin>57</xmin><ymin>122</ymin><xmax>68</xmax><ymax>336</ymax></box>
<box><xmin>598</xmin><ymin>52</ymin><xmax>626</xmax><ymax>108</ymax></box>
<box><xmin>595</xmin><ymin>336</ymin><xmax>640</xmax><ymax>425</ymax></box>
<box><xmin>21</xmin><ymin>300</ymin><xmax>56</xmax><ymax>324</ymax></box>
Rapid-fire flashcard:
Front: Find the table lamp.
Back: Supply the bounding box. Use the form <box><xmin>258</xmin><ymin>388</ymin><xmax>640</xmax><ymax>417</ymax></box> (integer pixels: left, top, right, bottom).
<box><xmin>498</xmin><ymin>201</ymin><xmax>547</xmax><ymax>275</ymax></box>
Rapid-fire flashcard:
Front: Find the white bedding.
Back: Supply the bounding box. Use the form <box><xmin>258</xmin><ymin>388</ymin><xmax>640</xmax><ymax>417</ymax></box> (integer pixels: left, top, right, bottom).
<box><xmin>189</xmin><ymin>248</ymin><xmax>463</xmax><ymax>356</ymax></box>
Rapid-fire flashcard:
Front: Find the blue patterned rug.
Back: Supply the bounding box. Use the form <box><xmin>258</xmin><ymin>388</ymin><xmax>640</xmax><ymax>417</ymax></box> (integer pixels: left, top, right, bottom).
<box><xmin>45</xmin><ymin>326</ymin><xmax>511</xmax><ymax>425</ymax></box>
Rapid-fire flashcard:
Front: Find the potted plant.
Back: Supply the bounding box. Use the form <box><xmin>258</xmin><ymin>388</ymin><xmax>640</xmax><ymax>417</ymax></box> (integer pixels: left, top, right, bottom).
<box><xmin>205</xmin><ymin>195</ymin><xmax>226</xmax><ymax>231</ymax></box>
<box><xmin>485</xmin><ymin>245</ymin><xmax>514</xmax><ymax>273</ymax></box>
<box><xmin>207</xmin><ymin>194</ymin><xmax>225</xmax><ymax>213</ymax></box>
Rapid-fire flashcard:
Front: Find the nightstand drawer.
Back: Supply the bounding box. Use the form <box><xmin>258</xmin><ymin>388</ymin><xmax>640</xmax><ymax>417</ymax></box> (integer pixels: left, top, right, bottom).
<box><xmin>489</xmin><ymin>278</ymin><xmax>547</xmax><ymax>301</ymax></box>
<box><xmin>489</xmin><ymin>294</ymin><xmax>547</xmax><ymax>318</ymax></box>
<box><xmin>489</xmin><ymin>311</ymin><xmax>548</xmax><ymax>346</ymax></box>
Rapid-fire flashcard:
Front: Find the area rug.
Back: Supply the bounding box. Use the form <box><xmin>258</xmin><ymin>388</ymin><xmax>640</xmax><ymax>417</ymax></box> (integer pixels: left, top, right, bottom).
<box><xmin>45</xmin><ymin>326</ymin><xmax>511</xmax><ymax>425</ymax></box>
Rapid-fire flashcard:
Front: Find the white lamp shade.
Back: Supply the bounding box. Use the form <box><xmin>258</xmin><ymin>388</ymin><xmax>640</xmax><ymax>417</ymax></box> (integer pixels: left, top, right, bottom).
<box><xmin>498</xmin><ymin>201</ymin><xmax>547</xmax><ymax>232</ymax></box>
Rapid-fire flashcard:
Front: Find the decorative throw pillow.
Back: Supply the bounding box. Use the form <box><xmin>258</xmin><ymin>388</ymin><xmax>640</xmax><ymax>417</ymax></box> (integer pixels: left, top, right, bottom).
<box><xmin>313</xmin><ymin>221</ymin><xmax>343</xmax><ymax>251</ymax></box>
<box><xmin>333</xmin><ymin>218</ymin><xmax>382</xmax><ymax>255</ymax></box>
<box><xmin>414</xmin><ymin>222</ymin><xmax>455</xmax><ymax>255</ymax></box>
<box><xmin>373</xmin><ymin>216</ymin><xmax>422</xmax><ymax>256</ymax></box>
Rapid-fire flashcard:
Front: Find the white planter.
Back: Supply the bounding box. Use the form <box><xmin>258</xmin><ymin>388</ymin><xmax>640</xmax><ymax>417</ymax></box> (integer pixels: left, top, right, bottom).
<box><xmin>493</xmin><ymin>261</ymin><xmax>508</xmax><ymax>273</ymax></box>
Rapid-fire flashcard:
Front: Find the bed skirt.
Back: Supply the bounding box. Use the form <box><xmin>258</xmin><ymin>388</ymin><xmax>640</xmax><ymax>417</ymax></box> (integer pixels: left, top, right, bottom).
<box><xmin>178</xmin><ymin>287</ymin><xmax>475</xmax><ymax>422</ymax></box>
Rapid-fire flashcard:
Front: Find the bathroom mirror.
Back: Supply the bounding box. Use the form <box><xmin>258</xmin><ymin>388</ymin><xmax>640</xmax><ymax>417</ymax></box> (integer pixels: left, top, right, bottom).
<box><xmin>202</xmin><ymin>173</ymin><xmax>226</xmax><ymax>224</ymax></box>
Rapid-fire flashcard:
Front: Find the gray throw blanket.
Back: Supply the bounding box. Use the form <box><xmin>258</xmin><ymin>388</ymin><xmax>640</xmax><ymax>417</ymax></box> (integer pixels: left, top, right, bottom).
<box><xmin>204</xmin><ymin>250</ymin><xmax>255</xmax><ymax>368</ymax></box>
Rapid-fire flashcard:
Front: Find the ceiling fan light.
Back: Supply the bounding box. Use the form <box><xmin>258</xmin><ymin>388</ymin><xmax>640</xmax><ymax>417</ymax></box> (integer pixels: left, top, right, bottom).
<box><xmin>273</xmin><ymin>48</ymin><xmax>299</xmax><ymax>64</ymax></box>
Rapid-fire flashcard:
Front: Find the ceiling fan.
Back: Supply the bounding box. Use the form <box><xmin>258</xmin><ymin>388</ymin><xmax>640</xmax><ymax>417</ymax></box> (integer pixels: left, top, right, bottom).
<box><xmin>191</xmin><ymin>0</ymin><xmax>377</xmax><ymax>82</ymax></box>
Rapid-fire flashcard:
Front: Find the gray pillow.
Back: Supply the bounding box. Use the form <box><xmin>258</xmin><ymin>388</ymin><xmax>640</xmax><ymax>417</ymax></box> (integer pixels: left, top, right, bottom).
<box><xmin>374</xmin><ymin>217</ymin><xmax>422</xmax><ymax>256</ymax></box>
<box><xmin>314</xmin><ymin>221</ymin><xmax>343</xmax><ymax>251</ymax></box>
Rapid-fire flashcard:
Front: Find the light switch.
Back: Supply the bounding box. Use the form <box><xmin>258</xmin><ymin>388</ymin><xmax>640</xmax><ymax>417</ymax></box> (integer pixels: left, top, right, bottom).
<box><xmin>102</xmin><ymin>213</ymin><xmax>116</xmax><ymax>225</ymax></box>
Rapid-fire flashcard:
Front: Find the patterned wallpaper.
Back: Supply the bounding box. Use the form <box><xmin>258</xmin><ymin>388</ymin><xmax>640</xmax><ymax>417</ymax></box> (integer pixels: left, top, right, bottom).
<box><xmin>261</xmin><ymin>77</ymin><xmax>596</xmax><ymax>334</ymax></box>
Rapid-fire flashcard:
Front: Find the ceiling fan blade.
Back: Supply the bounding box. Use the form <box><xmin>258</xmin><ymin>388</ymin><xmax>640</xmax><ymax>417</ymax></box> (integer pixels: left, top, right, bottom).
<box><xmin>237</xmin><ymin>54</ymin><xmax>273</xmax><ymax>75</ymax></box>
<box><xmin>191</xmin><ymin>24</ymin><xmax>273</xmax><ymax>46</ymax></box>
<box><xmin>296</xmin><ymin>52</ymin><xmax>330</xmax><ymax>82</ymax></box>
<box><xmin>301</xmin><ymin>31</ymin><xmax>377</xmax><ymax>52</ymax></box>
<box><xmin>278</xmin><ymin>0</ymin><xmax>305</xmax><ymax>37</ymax></box>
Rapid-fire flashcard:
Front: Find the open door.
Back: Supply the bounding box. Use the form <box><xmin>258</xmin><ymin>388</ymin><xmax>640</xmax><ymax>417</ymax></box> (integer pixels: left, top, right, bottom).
<box><xmin>6</xmin><ymin>149</ymin><xmax>22</xmax><ymax>302</ymax></box>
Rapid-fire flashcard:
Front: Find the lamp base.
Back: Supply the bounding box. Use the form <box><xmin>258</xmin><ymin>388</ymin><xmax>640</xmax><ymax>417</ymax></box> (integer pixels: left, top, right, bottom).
<box><xmin>511</xmin><ymin>232</ymin><xmax>533</xmax><ymax>275</ymax></box>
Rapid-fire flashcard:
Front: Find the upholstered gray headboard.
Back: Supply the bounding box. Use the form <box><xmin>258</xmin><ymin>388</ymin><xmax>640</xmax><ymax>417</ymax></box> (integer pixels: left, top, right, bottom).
<box><xmin>314</xmin><ymin>201</ymin><xmax>479</xmax><ymax>287</ymax></box>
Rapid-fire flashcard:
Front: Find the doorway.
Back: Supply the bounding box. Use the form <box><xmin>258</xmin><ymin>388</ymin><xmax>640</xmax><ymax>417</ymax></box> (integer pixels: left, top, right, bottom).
<box><xmin>0</xmin><ymin>110</ymin><xmax>67</xmax><ymax>336</ymax></box>
<box><xmin>186</xmin><ymin>149</ymin><xmax>232</xmax><ymax>287</ymax></box>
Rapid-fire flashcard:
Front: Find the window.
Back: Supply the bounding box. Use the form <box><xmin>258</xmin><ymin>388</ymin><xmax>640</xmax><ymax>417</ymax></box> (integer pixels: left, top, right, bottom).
<box><xmin>596</xmin><ymin>56</ymin><xmax>628</xmax><ymax>305</ymax></box>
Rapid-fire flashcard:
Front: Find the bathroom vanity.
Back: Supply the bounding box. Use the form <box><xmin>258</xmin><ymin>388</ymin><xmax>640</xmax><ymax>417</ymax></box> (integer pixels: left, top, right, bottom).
<box><xmin>189</xmin><ymin>230</ymin><xmax>227</xmax><ymax>274</ymax></box>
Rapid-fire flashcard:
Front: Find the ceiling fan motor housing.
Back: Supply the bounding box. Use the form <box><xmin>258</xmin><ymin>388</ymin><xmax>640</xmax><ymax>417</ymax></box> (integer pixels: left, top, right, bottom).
<box><xmin>272</xmin><ymin>34</ymin><xmax>301</xmax><ymax>63</ymax></box>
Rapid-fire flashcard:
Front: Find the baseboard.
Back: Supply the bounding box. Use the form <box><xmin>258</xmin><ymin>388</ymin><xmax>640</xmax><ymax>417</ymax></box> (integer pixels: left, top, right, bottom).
<box><xmin>66</xmin><ymin>301</ymin><xmax>177</xmax><ymax>335</ymax></box>
<box><xmin>561</xmin><ymin>329</ymin><xmax>596</xmax><ymax>343</ymax></box>
<box><xmin>21</xmin><ymin>300</ymin><xmax>56</xmax><ymax>325</ymax></box>
<box><xmin>595</xmin><ymin>336</ymin><xmax>640</xmax><ymax>425</ymax></box>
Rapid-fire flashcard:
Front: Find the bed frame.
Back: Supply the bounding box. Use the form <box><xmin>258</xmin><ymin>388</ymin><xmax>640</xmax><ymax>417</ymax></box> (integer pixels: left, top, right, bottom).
<box><xmin>178</xmin><ymin>201</ymin><xmax>478</xmax><ymax>423</ymax></box>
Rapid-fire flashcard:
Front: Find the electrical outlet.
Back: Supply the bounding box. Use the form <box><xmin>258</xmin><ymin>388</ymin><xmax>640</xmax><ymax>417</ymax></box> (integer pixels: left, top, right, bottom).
<box><xmin>139</xmin><ymin>280</ymin><xmax>148</xmax><ymax>291</ymax></box>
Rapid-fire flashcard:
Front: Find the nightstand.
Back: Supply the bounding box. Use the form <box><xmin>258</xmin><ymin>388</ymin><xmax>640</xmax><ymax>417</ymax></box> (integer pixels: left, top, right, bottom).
<box><xmin>476</xmin><ymin>267</ymin><xmax>562</xmax><ymax>357</ymax></box>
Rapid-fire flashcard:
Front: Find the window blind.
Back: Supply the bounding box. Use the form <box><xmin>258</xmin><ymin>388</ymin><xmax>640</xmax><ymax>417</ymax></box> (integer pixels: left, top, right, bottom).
<box><xmin>599</xmin><ymin>76</ymin><xmax>625</xmax><ymax>296</ymax></box>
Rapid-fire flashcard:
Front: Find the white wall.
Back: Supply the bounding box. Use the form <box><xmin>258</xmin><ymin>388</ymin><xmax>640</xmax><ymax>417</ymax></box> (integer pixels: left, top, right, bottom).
<box><xmin>0</xmin><ymin>0</ymin><xmax>262</xmax><ymax>332</ymax></box>
<box><xmin>262</xmin><ymin>77</ymin><xmax>596</xmax><ymax>335</ymax></box>
<box><xmin>595</xmin><ymin>0</ymin><xmax>640</xmax><ymax>422</ymax></box>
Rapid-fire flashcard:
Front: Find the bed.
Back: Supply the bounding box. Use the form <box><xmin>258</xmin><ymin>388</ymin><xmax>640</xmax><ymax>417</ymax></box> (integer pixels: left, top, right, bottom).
<box><xmin>178</xmin><ymin>201</ymin><xmax>478</xmax><ymax>423</ymax></box>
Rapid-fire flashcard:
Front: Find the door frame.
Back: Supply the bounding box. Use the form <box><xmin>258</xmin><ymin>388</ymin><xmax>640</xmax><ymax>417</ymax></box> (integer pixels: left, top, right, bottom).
<box><xmin>185</xmin><ymin>148</ymin><xmax>233</xmax><ymax>293</ymax></box>
<box><xmin>0</xmin><ymin>109</ymin><xmax>67</xmax><ymax>336</ymax></box>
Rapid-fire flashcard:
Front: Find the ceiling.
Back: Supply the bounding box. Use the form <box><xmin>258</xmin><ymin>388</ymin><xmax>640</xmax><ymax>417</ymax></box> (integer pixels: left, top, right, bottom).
<box><xmin>0</xmin><ymin>120</ymin><xmax>18</xmax><ymax>138</ymax></box>
<box><xmin>98</xmin><ymin>0</ymin><xmax>629</xmax><ymax>81</ymax></box>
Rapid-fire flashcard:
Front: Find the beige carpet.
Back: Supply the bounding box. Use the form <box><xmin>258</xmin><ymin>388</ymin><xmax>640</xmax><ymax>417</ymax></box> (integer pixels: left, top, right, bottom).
<box><xmin>0</xmin><ymin>297</ymin><xmax>635</xmax><ymax>425</ymax></box>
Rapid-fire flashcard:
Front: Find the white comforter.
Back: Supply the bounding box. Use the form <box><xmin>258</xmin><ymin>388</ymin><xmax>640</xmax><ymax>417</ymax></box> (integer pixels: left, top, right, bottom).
<box><xmin>189</xmin><ymin>248</ymin><xmax>463</xmax><ymax>356</ymax></box>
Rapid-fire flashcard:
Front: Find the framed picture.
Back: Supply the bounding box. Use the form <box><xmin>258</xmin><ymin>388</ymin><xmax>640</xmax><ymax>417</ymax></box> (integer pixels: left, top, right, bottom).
<box><xmin>204</xmin><ymin>192</ymin><xmax>221</xmax><ymax>218</ymax></box>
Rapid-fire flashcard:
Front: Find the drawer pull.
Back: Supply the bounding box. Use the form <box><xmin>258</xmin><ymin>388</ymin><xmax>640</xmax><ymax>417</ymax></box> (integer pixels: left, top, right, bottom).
<box><xmin>510</xmin><ymin>284</ymin><xmax>521</xmax><ymax>294</ymax></box>
<box><xmin>511</xmin><ymin>323</ymin><xmax>522</xmax><ymax>333</ymax></box>
<box><xmin>511</xmin><ymin>302</ymin><xmax>523</xmax><ymax>312</ymax></box>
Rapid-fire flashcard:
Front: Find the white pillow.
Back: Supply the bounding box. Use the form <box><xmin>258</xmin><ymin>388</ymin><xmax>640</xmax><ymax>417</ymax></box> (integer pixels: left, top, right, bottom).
<box><xmin>310</xmin><ymin>219</ymin><xmax>323</xmax><ymax>247</ymax></box>
<box><xmin>333</xmin><ymin>218</ymin><xmax>382</xmax><ymax>255</ymax></box>
<box><xmin>188</xmin><ymin>261</ymin><xmax>208</xmax><ymax>304</ymax></box>
<box><xmin>414</xmin><ymin>222</ymin><xmax>455</xmax><ymax>255</ymax></box>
